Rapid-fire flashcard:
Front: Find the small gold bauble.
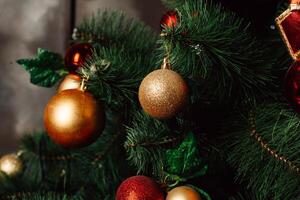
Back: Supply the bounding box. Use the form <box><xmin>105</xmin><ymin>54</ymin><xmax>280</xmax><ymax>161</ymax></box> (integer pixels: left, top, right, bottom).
<box><xmin>0</xmin><ymin>154</ymin><xmax>23</xmax><ymax>177</ymax></box>
<box><xmin>166</xmin><ymin>186</ymin><xmax>202</xmax><ymax>200</ymax></box>
<box><xmin>44</xmin><ymin>89</ymin><xmax>105</xmax><ymax>148</ymax></box>
<box><xmin>138</xmin><ymin>69</ymin><xmax>189</xmax><ymax>119</ymax></box>
<box><xmin>57</xmin><ymin>74</ymin><xmax>81</xmax><ymax>93</ymax></box>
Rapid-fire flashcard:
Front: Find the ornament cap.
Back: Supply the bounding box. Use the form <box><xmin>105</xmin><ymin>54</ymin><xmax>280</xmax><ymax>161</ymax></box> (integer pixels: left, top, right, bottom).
<box><xmin>161</xmin><ymin>57</ymin><xmax>172</xmax><ymax>70</ymax></box>
<box><xmin>290</xmin><ymin>4</ymin><xmax>300</xmax><ymax>11</ymax></box>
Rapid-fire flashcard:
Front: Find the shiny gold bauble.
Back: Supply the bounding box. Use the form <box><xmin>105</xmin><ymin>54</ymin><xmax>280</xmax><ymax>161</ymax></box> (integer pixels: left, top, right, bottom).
<box><xmin>57</xmin><ymin>74</ymin><xmax>81</xmax><ymax>93</ymax></box>
<box><xmin>166</xmin><ymin>186</ymin><xmax>202</xmax><ymax>200</ymax></box>
<box><xmin>138</xmin><ymin>69</ymin><xmax>189</xmax><ymax>119</ymax></box>
<box><xmin>0</xmin><ymin>154</ymin><xmax>23</xmax><ymax>177</ymax></box>
<box><xmin>44</xmin><ymin>89</ymin><xmax>105</xmax><ymax>148</ymax></box>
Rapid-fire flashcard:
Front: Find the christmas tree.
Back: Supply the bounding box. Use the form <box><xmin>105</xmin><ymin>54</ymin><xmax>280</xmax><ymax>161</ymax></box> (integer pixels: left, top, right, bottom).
<box><xmin>0</xmin><ymin>0</ymin><xmax>299</xmax><ymax>199</ymax></box>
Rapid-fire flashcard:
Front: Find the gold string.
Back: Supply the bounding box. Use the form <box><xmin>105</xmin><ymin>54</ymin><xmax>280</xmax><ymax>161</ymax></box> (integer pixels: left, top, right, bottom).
<box><xmin>248</xmin><ymin>111</ymin><xmax>300</xmax><ymax>174</ymax></box>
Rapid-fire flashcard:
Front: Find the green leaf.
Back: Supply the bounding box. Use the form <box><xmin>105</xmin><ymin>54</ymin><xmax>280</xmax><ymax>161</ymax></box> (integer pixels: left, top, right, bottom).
<box><xmin>17</xmin><ymin>48</ymin><xmax>67</xmax><ymax>87</ymax></box>
<box><xmin>164</xmin><ymin>132</ymin><xmax>207</xmax><ymax>178</ymax></box>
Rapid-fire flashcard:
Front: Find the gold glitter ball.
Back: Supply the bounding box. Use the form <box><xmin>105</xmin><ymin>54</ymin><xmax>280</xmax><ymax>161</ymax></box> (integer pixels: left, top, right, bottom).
<box><xmin>166</xmin><ymin>186</ymin><xmax>202</xmax><ymax>200</ymax></box>
<box><xmin>0</xmin><ymin>154</ymin><xmax>23</xmax><ymax>177</ymax></box>
<box><xmin>138</xmin><ymin>69</ymin><xmax>189</xmax><ymax>119</ymax></box>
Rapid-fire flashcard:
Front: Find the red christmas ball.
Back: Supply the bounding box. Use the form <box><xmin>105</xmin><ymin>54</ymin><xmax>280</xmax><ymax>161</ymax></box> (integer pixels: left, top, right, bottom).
<box><xmin>116</xmin><ymin>176</ymin><xmax>165</xmax><ymax>200</ymax></box>
<box><xmin>280</xmin><ymin>9</ymin><xmax>300</xmax><ymax>56</ymax></box>
<box><xmin>160</xmin><ymin>11</ymin><xmax>179</xmax><ymax>29</ymax></box>
<box><xmin>65</xmin><ymin>43</ymin><xmax>93</xmax><ymax>72</ymax></box>
<box><xmin>284</xmin><ymin>60</ymin><xmax>300</xmax><ymax>112</ymax></box>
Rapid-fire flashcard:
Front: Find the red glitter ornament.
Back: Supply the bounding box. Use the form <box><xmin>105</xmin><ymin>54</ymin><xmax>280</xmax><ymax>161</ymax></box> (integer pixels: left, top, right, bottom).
<box><xmin>65</xmin><ymin>43</ymin><xmax>93</xmax><ymax>72</ymax></box>
<box><xmin>284</xmin><ymin>60</ymin><xmax>300</xmax><ymax>112</ymax></box>
<box><xmin>160</xmin><ymin>11</ymin><xmax>179</xmax><ymax>29</ymax></box>
<box><xmin>116</xmin><ymin>176</ymin><xmax>165</xmax><ymax>200</ymax></box>
<box><xmin>276</xmin><ymin>4</ymin><xmax>300</xmax><ymax>60</ymax></box>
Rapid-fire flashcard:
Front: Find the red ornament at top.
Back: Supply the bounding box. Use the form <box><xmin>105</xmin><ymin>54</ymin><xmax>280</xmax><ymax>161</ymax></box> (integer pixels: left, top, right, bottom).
<box><xmin>116</xmin><ymin>176</ymin><xmax>165</xmax><ymax>200</ymax></box>
<box><xmin>160</xmin><ymin>11</ymin><xmax>179</xmax><ymax>29</ymax></box>
<box><xmin>284</xmin><ymin>60</ymin><xmax>300</xmax><ymax>113</ymax></box>
<box><xmin>65</xmin><ymin>43</ymin><xmax>93</xmax><ymax>72</ymax></box>
<box><xmin>276</xmin><ymin>3</ymin><xmax>300</xmax><ymax>60</ymax></box>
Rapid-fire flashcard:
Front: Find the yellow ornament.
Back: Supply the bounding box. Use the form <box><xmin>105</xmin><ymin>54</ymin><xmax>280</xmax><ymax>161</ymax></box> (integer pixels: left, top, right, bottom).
<box><xmin>138</xmin><ymin>58</ymin><xmax>189</xmax><ymax>119</ymax></box>
<box><xmin>57</xmin><ymin>74</ymin><xmax>81</xmax><ymax>93</ymax></box>
<box><xmin>0</xmin><ymin>154</ymin><xmax>23</xmax><ymax>177</ymax></box>
<box><xmin>44</xmin><ymin>87</ymin><xmax>105</xmax><ymax>148</ymax></box>
<box><xmin>166</xmin><ymin>186</ymin><xmax>202</xmax><ymax>200</ymax></box>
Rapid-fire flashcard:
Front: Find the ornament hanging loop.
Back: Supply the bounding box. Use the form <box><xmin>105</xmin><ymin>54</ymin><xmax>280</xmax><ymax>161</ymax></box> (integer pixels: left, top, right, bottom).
<box><xmin>161</xmin><ymin>57</ymin><xmax>172</xmax><ymax>70</ymax></box>
<box><xmin>80</xmin><ymin>75</ymin><xmax>89</xmax><ymax>91</ymax></box>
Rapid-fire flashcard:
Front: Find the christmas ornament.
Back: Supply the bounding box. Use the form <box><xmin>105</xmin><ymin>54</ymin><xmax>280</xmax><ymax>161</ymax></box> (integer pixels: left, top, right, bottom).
<box><xmin>44</xmin><ymin>82</ymin><xmax>105</xmax><ymax>148</ymax></box>
<box><xmin>284</xmin><ymin>60</ymin><xmax>300</xmax><ymax>112</ymax></box>
<box><xmin>65</xmin><ymin>43</ymin><xmax>93</xmax><ymax>72</ymax></box>
<box><xmin>0</xmin><ymin>154</ymin><xmax>23</xmax><ymax>177</ymax></box>
<box><xmin>276</xmin><ymin>3</ymin><xmax>300</xmax><ymax>60</ymax></box>
<box><xmin>57</xmin><ymin>74</ymin><xmax>81</xmax><ymax>93</ymax></box>
<box><xmin>160</xmin><ymin>11</ymin><xmax>179</xmax><ymax>29</ymax></box>
<box><xmin>116</xmin><ymin>176</ymin><xmax>164</xmax><ymax>200</ymax></box>
<box><xmin>138</xmin><ymin>58</ymin><xmax>189</xmax><ymax>119</ymax></box>
<box><xmin>166</xmin><ymin>186</ymin><xmax>202</xmax><ymax>200</ymax></box>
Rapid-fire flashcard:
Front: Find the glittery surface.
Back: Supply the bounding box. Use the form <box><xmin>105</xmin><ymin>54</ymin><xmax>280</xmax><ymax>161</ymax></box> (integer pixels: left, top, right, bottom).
<box><xmin>116</xmin><ymin>176</ymin><xmax>165</xmax><ymax>200</ymax></box>
<box><xmin>139</xmin><ymin>69</ymin><xmax>189</xmax><ymax>119</ymax></box>
<box><xmin>44</xmin><ymin>89</ymin><xmax>105</xmax><ymax>148</ymax></box>
<box><xmin>166</xmin><ymin>186</ymin><xmax>202</xmax><ymax>200</ymax></box>
<box><xmin>0</xmin><ymin>154</ymin><xmax>23</xmax><ymax>177</ymax></box>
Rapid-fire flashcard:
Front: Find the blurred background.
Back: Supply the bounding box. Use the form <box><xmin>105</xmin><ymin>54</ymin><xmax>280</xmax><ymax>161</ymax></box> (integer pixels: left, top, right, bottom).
<box><xmin>0</xmin><ymin>0</ymin><xmax>165</xmax><ymax>153</ymax></box>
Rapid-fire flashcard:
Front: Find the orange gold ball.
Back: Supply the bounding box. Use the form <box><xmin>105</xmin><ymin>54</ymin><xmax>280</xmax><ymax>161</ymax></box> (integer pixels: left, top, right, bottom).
<box><xmin>44</xmin><ymin>89</ymin><xmax>105</xmax><ymax>148</ymax></box>
<box><xmin>290</xmin><ymin>0</ymin><xmax>300</xmax><ymax>4</ymax></box>
<box><xmin>57</xmin><ymin>74</ymin><xmax>81</xmax><ymax>93</ymax></box>
<box><xmin>138</xmin><ymin>69</ymin><xmax>189</xmax><ymax>119</ymax></box>
<box><xmin>166</xmin><ymin>186</ymin><xmax>202</xmax><ymax>200</ymax></box>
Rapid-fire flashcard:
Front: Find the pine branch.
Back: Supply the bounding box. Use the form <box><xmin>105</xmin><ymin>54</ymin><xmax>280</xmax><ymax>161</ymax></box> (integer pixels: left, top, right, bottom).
<box><xmin>80</xmin><ymin>47</ymin><xmax>155</xmax><ymax>109</ymax></box>
<box><xmin>225</xmin><ymin>103</ymin><xmax>300</xmax><ymax>200</ymax></box>
<box><xmin>74</xmin><ymin>11</ymin><xmax>158</xmax><ymax>53</ymax></box>
<box><xmin>124</xmin><ymin>111</ymin><xmax>178</xmax><ymax>176</ymax></box>
<box><xmin>158</xmin><ymin>0</ymin><xmax>277</xmax><ymax>105</ymax></box>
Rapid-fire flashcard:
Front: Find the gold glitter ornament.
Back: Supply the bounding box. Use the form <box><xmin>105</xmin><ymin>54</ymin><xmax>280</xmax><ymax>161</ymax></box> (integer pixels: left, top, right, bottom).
<box><xmin>166</xmin><ymin>186</ymin><xmax>202</xmax><ymax>200</ymax></box>
<box><xmin>138</xmin><ymin>58</ymin><xmax>189</xmax><ymax>119</ymax></box>
<box><xmin>0</xmin><ymin>154</ymin><xmax>23</xmax><ymax>177</ymax></box>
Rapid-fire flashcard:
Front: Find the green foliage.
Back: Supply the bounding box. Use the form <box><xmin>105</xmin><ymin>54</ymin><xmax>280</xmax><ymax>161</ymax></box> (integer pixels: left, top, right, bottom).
<box><xmin>80</xmin><ymin>47</ymin><xmax>154</xmax><ymax>109</ymax></box>
<box><xmin>161</xmin><ymin>0</ymin><xmax>185</xmax><ymax>8</ymax></box>
<box><xmin>225</xmin><ymin>103</ymin><xmax>300</xmax><ymax>200</ymax></box>
<box><xmin>17</xmin><ymin>48</ymin><xmax>67</xmax><ymax>87</ymax></box>
<box><xmin>158</xmin><ymin>0</ymin><xmax>276</xmax><ymax>104</ymax></box>
<box><xmin>75</xmin><ymin>11</ymin><xmax>158</xmax><ymax>52</ymax></box>
<box><xmin>77</xmin><ymin>11</ymin><xmax>158</xmax><ymax>110</ymax></box>
<box><xmin>124</xmin><ymin>111</ymin><xmax>175</xmax><ymax>175</ymax></box>
<box><xmin>9</xmin><ymin>117</ymin><xmax>123</xmax><ymax>200</ymax></box>
<box><xmin>165</xmin><ymin>132</ymin><xmax>207</xmax><ymax>178</ymax></box>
